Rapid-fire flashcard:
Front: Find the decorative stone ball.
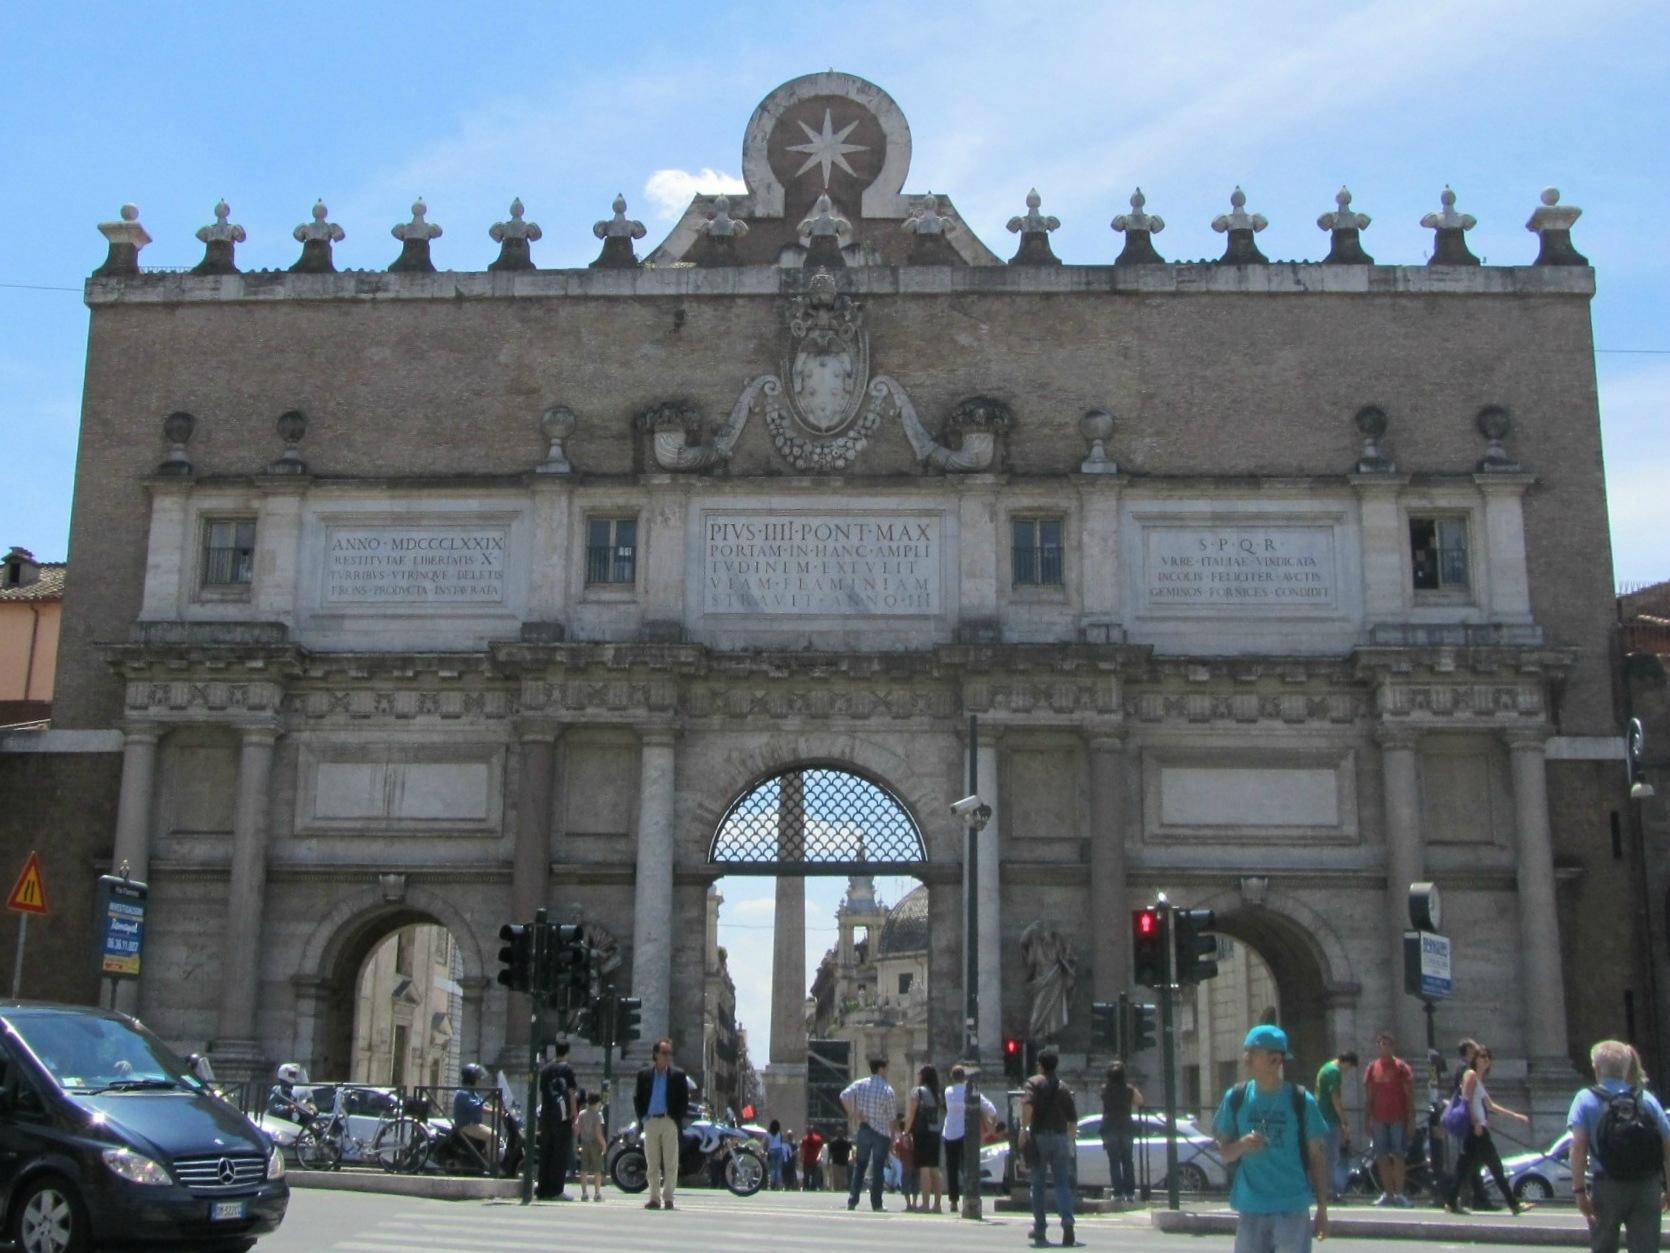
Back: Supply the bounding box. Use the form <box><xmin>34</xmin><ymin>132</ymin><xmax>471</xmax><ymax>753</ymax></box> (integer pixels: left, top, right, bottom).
<box><xmin>1080</xmin><ymin>409</ymin><xmax>1115</xmax><ymax>444</ymax></box>
<box><xmin>1541</xmin><ymin>187</ymin><xmax>1560</xmax><ymax>207</ymax></box>
<box><xmin>1354</xmin><ymin>405</ymin><xmax>1388</xmax><ymax>438</ymax></box>
<box><xmin>1476</xmin><ymin>405</ymin><xmax>1512</xmax><ymax>441</ymax></box>
<box><xmin>163</xmin><ymin>410</ymin><xmax>195</xmax><ymax>445</ymax></box>
<box><xmin>541</xmin><ymin>405</ymin><xmax>576</xmax><ymax>442</ymax></box>
<box><xmin>276</xmin><ymin>409</ymin><xmax>308</xmax><ymax>445</ymax></box>
<box><xmin>121</xmin><ymin>204</ymin><xmax>140</xmax><ymax>223</ymax></box>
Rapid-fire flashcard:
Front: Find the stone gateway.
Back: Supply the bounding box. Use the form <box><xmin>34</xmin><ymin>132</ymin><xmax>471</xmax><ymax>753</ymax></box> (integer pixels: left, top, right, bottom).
<box><xmin>44</xmin><ymin>71</ymin><xmax>1632</xmax><ymax>1134</ymax></box>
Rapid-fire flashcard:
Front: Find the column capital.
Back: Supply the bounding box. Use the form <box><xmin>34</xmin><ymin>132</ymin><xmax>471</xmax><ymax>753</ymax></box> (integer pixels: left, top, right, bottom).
<box><xmin>235</xmin><ymin>721</ymin><xmax>284</xmax><ymax>745</ymax></box>
<box><xmin>457</xmin><ymin>975</ymin><xmax>492</xmax><ymax>996</ymax></box>
<box><xmin>511</xmin><ymin>716</ymin><xmax>562</xmax><ymax>744</ymax></box>
<box><xmin>1084</xmin><ymin>727</ymin><xmax>1130</xmax><ymax>752</ymax></box>
<box><xmin>1347</xmin><ymin>472</ymin><xmax>1411</xmax><ymax>493</ymax></box>
<box><xmin>1503</xmin><ymin>726</ymin><xmax>1553</xmax><ymax>752</ymax></box>
<box><xmin>120</xmin><ymin>720</ymin><xmax>165</xmax><ymax>744</ymax></box>
<box><xmin>1374</xmin><ymin>723</ymin><xmax>1422</xmax><ymax>751</ymax></box>
<box><xmin>1472</xmin><ymin>471</ymin><xmax>1536</xmax><ymax>496</ymax></box>
<box><xmin>637</xmin><ymin>723</ymin><xmax>680</xmax><ymax>748</ymax></box>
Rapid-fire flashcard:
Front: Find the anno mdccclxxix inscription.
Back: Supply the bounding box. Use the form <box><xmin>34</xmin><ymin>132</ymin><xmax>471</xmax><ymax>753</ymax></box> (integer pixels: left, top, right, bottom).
<box><xmin>324</xmin><ymin>525</ymin><xmax>508</xmax><ymax>604</ymax></box>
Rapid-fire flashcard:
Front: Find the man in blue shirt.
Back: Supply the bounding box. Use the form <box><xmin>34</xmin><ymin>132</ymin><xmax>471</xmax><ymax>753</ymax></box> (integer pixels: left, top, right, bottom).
<box><xmin>1568</xmin><ymin>1039</ymin><xmax>1670</xmax><ymax>1253</ymax></box>
<box><xmin>1213</xmin><ymin>1024</ymin><xmax>1331</xmax><ymax>1253</ymax></box>
<box><xmin>633</xmin><ymin>1038</ymin><xmax>689</xmax><ymax>1210</ymax></box>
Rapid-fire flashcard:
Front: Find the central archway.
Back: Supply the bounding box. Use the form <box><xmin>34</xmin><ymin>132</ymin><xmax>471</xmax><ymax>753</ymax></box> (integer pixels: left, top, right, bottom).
<box><xmin>708</xmin><ymin>763</ymin><xmax>929</xmax><ymax>875</ymax></box>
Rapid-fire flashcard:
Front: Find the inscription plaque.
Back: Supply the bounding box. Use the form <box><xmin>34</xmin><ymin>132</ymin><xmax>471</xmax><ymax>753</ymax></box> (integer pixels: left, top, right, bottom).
<box><xmin>324</xmin><ymin>525</ymin><xmax>507</xmax><ymax>605</ymax></box>
<box><xmin>703</xmin><ymin>512</ymin><xmax>941</xmax><ymax>616</ymax></box>
<box><xmin>1143</xmin><ymin>525</ymin><xmax>1336</xmax><ymax>611</ymax></box>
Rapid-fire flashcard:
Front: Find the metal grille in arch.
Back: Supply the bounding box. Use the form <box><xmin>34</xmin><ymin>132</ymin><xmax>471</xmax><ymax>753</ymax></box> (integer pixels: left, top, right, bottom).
<box><xmin>708</xmin><ymin>766</ymin><xmax>927</xmax><ymax>875</ymax></box>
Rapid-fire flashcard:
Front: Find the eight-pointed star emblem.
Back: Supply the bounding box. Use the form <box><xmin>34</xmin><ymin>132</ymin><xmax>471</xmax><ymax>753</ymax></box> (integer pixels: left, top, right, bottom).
<box><xmin>787</xmin><ymin>109</ymin><xmax>868</xmax><ymax>187</ymax></box>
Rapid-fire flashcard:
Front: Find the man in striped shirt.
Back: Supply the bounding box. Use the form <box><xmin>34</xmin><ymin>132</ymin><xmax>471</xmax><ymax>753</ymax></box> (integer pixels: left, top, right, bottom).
<box><xmin>841</xmin><ymin>1058</ymin><xmax>899</xmax><ymax>1211</ymax></box>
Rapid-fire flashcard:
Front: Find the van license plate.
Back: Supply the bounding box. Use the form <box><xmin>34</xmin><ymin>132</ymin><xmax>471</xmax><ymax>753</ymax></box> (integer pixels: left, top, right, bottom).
<box><xmin>210</xmin><ymin>1201</ymin><xmax>248</xmax><ymax>1221</ymax></box>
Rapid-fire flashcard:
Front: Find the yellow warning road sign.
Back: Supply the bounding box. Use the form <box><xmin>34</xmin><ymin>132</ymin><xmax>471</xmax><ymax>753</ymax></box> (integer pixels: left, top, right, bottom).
<box><xmin>7</xmin><ymin>852</ymin><xmax>48</xmax><ymax>915</ymax></box>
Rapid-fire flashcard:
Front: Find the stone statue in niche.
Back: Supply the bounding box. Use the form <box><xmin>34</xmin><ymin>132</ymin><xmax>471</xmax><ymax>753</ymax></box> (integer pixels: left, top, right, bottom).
<box><xmin>1021</xmin><ymin>919</ymin><xmax>1077</xmax><ymax>1042</ymax></box>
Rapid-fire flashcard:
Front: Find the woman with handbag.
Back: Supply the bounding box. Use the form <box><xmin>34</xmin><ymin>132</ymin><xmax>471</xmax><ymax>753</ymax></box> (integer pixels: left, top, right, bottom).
<box><xmin>905</xmin><ymin>1064</ymin><xmax>945</xmax><ymax>1213</ymax></box>
<box><xmin>1443</xmin><ymin>1046</ymin><xmax>1530</xmax><ymax>1215</ymax></box>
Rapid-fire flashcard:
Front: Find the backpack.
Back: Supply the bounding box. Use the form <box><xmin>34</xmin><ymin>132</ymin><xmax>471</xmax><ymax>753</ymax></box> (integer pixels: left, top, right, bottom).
<box><xmin>913</xmin><ymin>1087</ymin><xmax>942</xmax><ymax>1136</ymax></box>
<box><xmin>1590</xmin><ymin>1086</ymin><xmax>1665</xmax><ymax>1181</ymax></box>
<box><xmin>1227</xmin><ymin>1080</ymin><xmax>1310</xmax><ymax>1171</ymax></box>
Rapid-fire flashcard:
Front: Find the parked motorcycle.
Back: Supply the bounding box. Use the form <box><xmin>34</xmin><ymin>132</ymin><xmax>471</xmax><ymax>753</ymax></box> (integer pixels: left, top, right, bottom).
<box><xmin>608</xmin><ymin>1114</ymin><xmax>766</xmax><ymax>1197</ymax></box>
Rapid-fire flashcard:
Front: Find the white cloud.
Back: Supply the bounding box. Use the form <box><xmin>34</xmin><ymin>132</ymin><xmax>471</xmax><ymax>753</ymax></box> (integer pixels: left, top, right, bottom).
<box><xmin>643</xmin><ymin>167</ymin><xmax>747</xmax><ymax>222</ymax></box>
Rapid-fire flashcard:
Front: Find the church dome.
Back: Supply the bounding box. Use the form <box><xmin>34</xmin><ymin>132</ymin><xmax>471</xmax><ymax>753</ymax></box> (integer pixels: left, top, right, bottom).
<box><xmin>875</xmin><ymin>884</ymin><xmax>929</xmax><ymax>957</ymax></box>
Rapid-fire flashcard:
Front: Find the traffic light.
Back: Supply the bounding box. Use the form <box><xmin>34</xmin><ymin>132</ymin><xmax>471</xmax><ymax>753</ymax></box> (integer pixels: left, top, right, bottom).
<box><xmin>1173</xmin><ymin>908</ymin><xmax>1220</xmax><ymax>984</ymax></box>
<box><xmin>1003</xmin><ymin>1037</ymin><xmax>1024</xmax><ymax>1083</ymax></box>
<box><xmin>544</xmin><ymin>924</ymin><xmax>591</xmax><ymax>1009</ymax></box>
<box><xmin>1132</xmin><ymin>906</ymin><xmax>1167</xmax><ymax>988</ymax></box>
<box><xmin>497</xmin><ymin>923</ymin><xmax>532</xmax><ymax>992</ymax></box>
<box><xmin>616</xmin><ymin>995</ymin><xmax>643</xmax><ymax>1056</ymax></box>
<box><xmin>1091</xmin><ymin>1001</ymin><xmax>1119</xmax><ymax>1051</ymax></box>
<box><xmin>1127</xmin><ymin>1001</ymin><xmax>1159</xmax><ymax>1053</ymax></box>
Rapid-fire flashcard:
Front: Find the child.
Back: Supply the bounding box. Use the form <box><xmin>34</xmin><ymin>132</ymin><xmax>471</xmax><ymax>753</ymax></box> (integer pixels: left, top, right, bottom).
<box><xmin>576</xmin><ymin>1092</ymin><xmax>608</xmax><ymax>1201</ymax></box>
<box><xmin>893</xmin><ymin>1116</ymin><xmax>919</xmax><ymax>1211</ymax></box>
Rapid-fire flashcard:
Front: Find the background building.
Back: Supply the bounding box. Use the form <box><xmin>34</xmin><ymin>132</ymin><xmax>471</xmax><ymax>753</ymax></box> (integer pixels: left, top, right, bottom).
<box><xmin>0</xmin><ymin>546</ymin><xmax>63</xmax><ymax>727</ymax></box>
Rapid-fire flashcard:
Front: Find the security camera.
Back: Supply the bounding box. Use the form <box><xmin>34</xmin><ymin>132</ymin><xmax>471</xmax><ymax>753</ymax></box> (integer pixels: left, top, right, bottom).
<box><xmin>949</xmin><ymin>795</ymin><xmax>984</xmax><ymax>817</ymax></box>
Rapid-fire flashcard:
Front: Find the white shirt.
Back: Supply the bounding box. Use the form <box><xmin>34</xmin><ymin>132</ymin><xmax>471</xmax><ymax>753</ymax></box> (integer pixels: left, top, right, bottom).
<box><xmin>943</xmin><ymin>1083</ymin><xmax>998</xmax><ymax>1141</ymax></box>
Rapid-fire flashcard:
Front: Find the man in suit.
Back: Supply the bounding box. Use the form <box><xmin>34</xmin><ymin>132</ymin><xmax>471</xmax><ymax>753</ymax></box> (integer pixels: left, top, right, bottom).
<box><xmin>633</xmin><ymin>1037</ymin><xmax>689</xmax><ymax>1210</ymax></box>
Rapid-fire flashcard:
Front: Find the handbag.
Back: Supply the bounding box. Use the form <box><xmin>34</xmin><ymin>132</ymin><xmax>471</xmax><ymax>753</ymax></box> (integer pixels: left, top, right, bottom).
<box><xmin>1439</xmin><ymin>1091</ymin><xmax>1471</xmax><ymax>1139</ymax></box>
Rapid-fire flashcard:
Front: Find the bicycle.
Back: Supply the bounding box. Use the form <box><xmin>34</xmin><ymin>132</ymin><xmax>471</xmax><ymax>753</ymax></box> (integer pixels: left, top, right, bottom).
<box><xmin>292</xmin><ymin>1086</ymin><xmax>431</xmax><ymax>1173</ymax></box>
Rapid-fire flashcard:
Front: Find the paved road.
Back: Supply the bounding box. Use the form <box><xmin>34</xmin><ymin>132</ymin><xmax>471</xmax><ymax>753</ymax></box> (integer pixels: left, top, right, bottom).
<box><xmin>251</xmin><ymin>1187</ymin><xmax>1586</xmax><ymax>1252</ymax></box>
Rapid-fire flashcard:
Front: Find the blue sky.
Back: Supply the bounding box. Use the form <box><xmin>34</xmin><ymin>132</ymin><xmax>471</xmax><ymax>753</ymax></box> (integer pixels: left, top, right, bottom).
<box><xmin>3</xmin><ymin>1</ymin><xmax>1666</xmax><ymax>1044</ymax></box>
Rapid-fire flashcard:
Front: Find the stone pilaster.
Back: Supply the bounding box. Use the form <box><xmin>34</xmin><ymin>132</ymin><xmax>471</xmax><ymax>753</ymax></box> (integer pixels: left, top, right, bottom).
<box><xmin>631</xmin><ymin>728</ymin><xmax>678</xmax><ymax>1046</ymax></box>
<box><xmin>1506</xmin><ymin>729</ymin><xmax>1575</xmax><ymax>1107</ymax></box>
<box><xmin>1474</xmin><ymin>473</ymin><xmax>1535</xmax><ymax>622</ymax></box>
<box><xmin>215</xmin><ymin>723</ymin><xmax>281</xmax><ymax>1079</ymax></box>
<box><xmin>1377</xmin><ymin>726</ymin><xmax>1427</xmax><ymax>1048</ymax></box>
<box><xmin>110</xmin><ymin>723</ymin><xmax>161</xmax><ymax>1015</ymax></box>
<box><xmin>1087</xmin><ymin>733</ymin><xmax>1129</xmax><ymax>1003</ymax></box>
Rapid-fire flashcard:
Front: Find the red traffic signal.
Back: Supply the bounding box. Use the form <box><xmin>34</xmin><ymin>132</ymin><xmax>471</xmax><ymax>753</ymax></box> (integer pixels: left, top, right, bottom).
<box><xmin>1003</xmin><ymin>1037</ymin><xmax>1025</xmax><ymax>1082</ymax></box>
<box><xmin>1132</xmin><ymin>907</ymin><xmax>1168</xmax><ymax>988</ymax></box>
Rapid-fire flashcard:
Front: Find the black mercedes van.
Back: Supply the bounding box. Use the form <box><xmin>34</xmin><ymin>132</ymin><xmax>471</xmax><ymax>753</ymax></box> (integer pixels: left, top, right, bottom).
<box><xmin>0</xmin><ymin>1002</ymin><xmax>287</xmax><ymax>1252</ymax></box>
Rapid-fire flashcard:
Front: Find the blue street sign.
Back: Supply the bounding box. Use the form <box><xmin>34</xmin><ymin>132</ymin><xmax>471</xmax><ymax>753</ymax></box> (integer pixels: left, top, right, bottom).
<box><xmin>96</xmin><ymin>875</ymin><xmax>148</xmax><ymax>981</ymax></box>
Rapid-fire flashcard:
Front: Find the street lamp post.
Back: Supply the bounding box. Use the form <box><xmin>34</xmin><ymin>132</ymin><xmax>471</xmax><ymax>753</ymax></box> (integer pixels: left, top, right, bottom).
<box><xmin>960</xmin><ymin>714</ymin><xmax>992</xmax><ymax>1221</ymax></box>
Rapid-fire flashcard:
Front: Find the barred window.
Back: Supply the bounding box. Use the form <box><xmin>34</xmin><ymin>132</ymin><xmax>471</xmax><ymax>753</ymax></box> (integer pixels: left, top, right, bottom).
<box><xmin>1012</xmin><ymin>517</ymin><xmax>1064</xmax><ymax>587</ymax></box>
<box><xmin>202</xmin><ymin>518</ymin><xmax>256</xmax><ymax>587</ymax></box>
<box><xmin>586</xmin><ymin>517</ymin><xmax>637</xmax><ymax>585</ymax></box>
<box><xmin>1410</xmin><ymin>517</ymin><xmax>1469</xmax><ymax>591</ymax></box>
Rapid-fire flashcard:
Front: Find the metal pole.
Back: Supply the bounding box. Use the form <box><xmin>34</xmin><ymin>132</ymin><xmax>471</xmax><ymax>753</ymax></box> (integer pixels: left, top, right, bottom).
<box><xmin>522</xmin><ymin>908</ymin><xmax>546</xmax><ymax>1206</ymax></box>
<box><xmin>1161</xmin><ymin>900</ymin><xmax>1180</xmax><ymax>1211</ymax></box>
<box><xmin>602</xmin><ymin>989</ymin><xmax>616</xmax><ymax>1138</ymax></box>
<box><xmin>10</xmin><ymin>913</ymin><xmax>26</xmax><ymax>999</ymax></box>
<box><xmin>962</xmin><ymin>714</ymin><xmax>983</xmax><ymax>1221</ymax></box>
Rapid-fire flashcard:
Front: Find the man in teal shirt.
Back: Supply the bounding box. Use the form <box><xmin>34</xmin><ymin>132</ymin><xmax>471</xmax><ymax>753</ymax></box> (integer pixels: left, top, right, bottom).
<box><xmin>1214</xmin><ymin>1025</ymin><xmax>1331</xmax><ymax>1252</ymax></box>
<box><xmin>1314</xmin><ymin>1050</ymin><xmax>1357</xmax><ymax>1201</ymax></box>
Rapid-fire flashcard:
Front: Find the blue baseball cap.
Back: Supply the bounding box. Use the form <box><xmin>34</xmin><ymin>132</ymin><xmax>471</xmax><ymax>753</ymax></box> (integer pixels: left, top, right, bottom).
<box><xmin>1243</xmin><ymin>1024</ymin><xmax>1290</xmax><ymax>1054</ymax></box>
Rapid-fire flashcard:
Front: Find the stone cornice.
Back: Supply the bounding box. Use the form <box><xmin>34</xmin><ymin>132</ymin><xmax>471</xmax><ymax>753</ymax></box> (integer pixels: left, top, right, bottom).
<box><xmin>86</xmin><ymin>261</ymin><xmax>1594</xmax><ymax>308</ymax></box>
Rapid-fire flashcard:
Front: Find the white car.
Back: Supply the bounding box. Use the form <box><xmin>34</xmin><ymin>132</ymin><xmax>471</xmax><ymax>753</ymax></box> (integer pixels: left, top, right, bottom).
<box><xmin>980</xmin><ymin>1112</ymin><xmax>1229</xmax><ymax>1193</ymax></box>
<box><xmin>1500</xmin><ymin>1132</ymin><xmax>1576</xmax><ymax>1201</ymax></box>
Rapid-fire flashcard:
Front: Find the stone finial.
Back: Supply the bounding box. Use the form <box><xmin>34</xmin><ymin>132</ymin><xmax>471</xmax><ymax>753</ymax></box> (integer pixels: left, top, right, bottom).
<box><xmin>1475</xmin><ymin>405</ymin><xmax>1519</xmax><ymax>472</ymax></box>
<box><xmin>701</xmin><ymin>195</ymin><xmax>750</xmax><ymax>239</ymax></box>
<box><xmin>290</xmin><ymin>200</ymin><xmax>345</xmax><ymax>274</ymax></box>
<box><xmin>389</xmin><ymin>197</ymin><xmax>443</xmax><ymax>274</ymax></box>
<box><xmin>1212</xmin><ymin>186</ymin><xmax>1269</xmax><ymax>264</ymax></box>
<box><xmin>191</xmin><ymin>200</ymin><xmax>246</xmax><ymax>276</ymax></box>
<box><xmin>488</xmin><ymin>198</ymin><xmax>542</xmax><ymax>272</ymax></box>
<box><xmin>1111</xmin><ymin>188</ymin><xmax>1166</xmax><ymax>266</ymax></box>
<box><xmin>1421</xmin><ymin>186</ymin><xmax>1480</xmax><ymax>266</ymax></box>
<box><xmin>1353</xmin><ymin>405</ymin><xmax>1395</xmax><ymax>473</ymax></box>
<box><xmin>590</xmin><ymin>193</ymin><xmax>647</xmax><ymax>270</ymax></box>
<box><xmin>1079</xmin><ymin>409</ymin><xmax>1118</xmax><ymax>475</ymax></box>
<box><xmin>537</xmin><ymin>405</ymin><xmax>576</xmax><ymax>474</ymax></box>
<box><xmin>902</xmin><ymin>193</ymin><xmax>956</xmax><ymax>237</ymax></box>
<box><xmin>1317</xmin><ymin>186</ymin><xmax>1374</xmax><ymax>265</ymax></box>
<box><xmin>266</xmin><ymin>409</ymin><xmax>308</xmax><ymax>475</ymax></box>
<box><xmin>93</xmin><ymin>203</ymin><xmax>152</xmax><ymax>278</ymax></box>
<box><xmin>1526</xmin><ymin>186</ymin><xmax>1587</xmax><ymax>267</ymax></box>
<box><xmin>1007</xmin><ymin>188</ymin><xmax>1062</xmax><ymax>267</ymax></box>
<box><xmin>159</xmin><ymin>410</ymin><xmax>195</xmax><ymax>475</ymax></box>
<box><xmin>798</xmin><ymin>192</ymin><xmax>852</xmax><ymax>269</ymax></box>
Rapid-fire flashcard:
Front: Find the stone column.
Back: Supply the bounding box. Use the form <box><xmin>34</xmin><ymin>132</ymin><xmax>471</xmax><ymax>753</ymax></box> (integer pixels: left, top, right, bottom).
<box><xmin>502</xmin><ymin>721</ymin><xmax>558</xmax><ymax>1064</ymax></box>
<box><xmin>110</xmin><ymin>723</ymin><xmax>162</xmax><ymax>1015</ymax></box>
<box><xmin>977</xmin><ymin>738</ymin><xmax>1003</xmax><ymax>1065</ymax></box>
<box><xmin>1507</xmin><ymin>731</ymin><xmax>1573</xmax><ymax>1093</ymax></box>
<box><xmin>1378</xmin><ymin>727</ymin><xmax>1427</xmax><ymax>1048</ymax></box>
<box><xmin>215</xmin><ymin>724</ymin><xmax>281</xmax><ymax>1079</ymax></box>
<box><xmin>765</xmin><ymin>772</ymin><xmax>808</xmax><ymax>1129</ymax></box>
<box><xmin>631</xmin><ymin>728</ymin><xmax>677</xmax><ymax>1045</ymax></box>
<box><xmin>1087</xmin><ymin>733</ymin><xmax>1129</xmax><ymax>1004</ymax></box>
